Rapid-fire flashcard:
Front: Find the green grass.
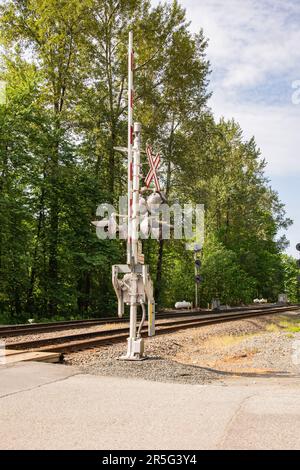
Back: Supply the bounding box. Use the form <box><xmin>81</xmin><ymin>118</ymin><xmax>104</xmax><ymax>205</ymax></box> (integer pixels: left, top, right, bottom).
<box><xmin>286</xmin><ymin>333</ymin><xmax>295</xmax><ymax>339</ymax></box>
<box><xmin>264</xmin><ymin>315</ymin><xmax>300</xmax><ymax>334</ymax></box>
<box><xmin>279</xmin><ymin>318</ymin><xmax>300</xmax><ymax>333</ymax></box>
<box><xmin>266</xmin><ymin>323</ymin><xmax>280</xmax><ymax>332</ymax></box>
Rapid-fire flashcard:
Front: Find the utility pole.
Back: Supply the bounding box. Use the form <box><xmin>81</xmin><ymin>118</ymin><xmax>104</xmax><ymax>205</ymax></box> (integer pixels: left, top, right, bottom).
<box><xmin>296</xmin><ymin>243</ymin><xmax>300</xmax><ymax>302</ymax></box>
<box><xmin>194</xmin><ymin>245</ymin><xmax>202</xmax><ymax>309</ymax></box>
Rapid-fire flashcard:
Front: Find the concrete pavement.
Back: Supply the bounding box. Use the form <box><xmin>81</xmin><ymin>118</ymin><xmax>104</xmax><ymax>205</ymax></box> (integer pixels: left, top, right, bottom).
<box><xmin>0</xmin><ymin>361</ymin><xmax>300</xmax><ymax>449</ymax></box>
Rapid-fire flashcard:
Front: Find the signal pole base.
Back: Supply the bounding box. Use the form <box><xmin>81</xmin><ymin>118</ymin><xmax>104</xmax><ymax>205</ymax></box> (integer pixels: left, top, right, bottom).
<box><xmin>118</xmin><ymin>338</ymin><xmax>147</xmax><ymax>361</ymax></box>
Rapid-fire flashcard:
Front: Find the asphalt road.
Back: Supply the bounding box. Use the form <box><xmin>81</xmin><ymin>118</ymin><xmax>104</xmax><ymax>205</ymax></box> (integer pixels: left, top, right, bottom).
<box><xmin>1</xmin><ymin>361</ymin><xmax>300</xmax><ymax>449</ymax></box>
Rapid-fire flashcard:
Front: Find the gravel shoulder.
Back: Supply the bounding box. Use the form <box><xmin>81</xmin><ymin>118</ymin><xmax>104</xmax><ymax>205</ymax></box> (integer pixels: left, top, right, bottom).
<box><xmin>0</xmin><ymin>322</ymin><xmax>128</xmax><ymax>345</ymax></box>
<box><xmin>65</xmin><ymin>310</ymin><xmax>300</xmax><ymax>385</ymax></box>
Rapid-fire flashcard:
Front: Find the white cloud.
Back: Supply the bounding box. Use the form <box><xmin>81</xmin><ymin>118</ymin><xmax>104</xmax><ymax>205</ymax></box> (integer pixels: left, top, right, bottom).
<box><xmin>152</xmin><ymin>0</ymin><xmax>300</xmax><ymax>176</ymax></box>
<box><xmin>222</xmin><ymin>64</ymin><xmax>263</xmax><ymax>89</ymax></box>
<box><xmin>211</xmin><ymin>91</ymin><xmax>300</xmax><ymax>177</ymax></box>
<box><xmin>182</xmin><ymin>0</ymin><xmax>300</xmax><ymax>89</ymax></box>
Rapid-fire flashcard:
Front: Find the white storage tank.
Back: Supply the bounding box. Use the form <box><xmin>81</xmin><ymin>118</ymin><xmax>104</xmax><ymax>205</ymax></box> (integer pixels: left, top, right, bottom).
<box><xmin>175</xmin><ymin>301</ymin><xmax>192</xmax><ymax>310</ymax></box>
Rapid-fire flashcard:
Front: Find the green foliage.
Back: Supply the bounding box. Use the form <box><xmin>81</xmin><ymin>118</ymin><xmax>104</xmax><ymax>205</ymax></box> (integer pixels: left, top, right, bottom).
<box><xmin>281</xmin><ymin>255</ymin><xmax>300</xmax><ymax>303</ymax></box>
<box><xmin>200</xmin><ymin>236</ymin><xmax>256</xmax><ymax>306</ymax></box>
<box><xmin>0</xmin><ymin>0</ymin><xmax>293</xmax><ymax>323</ymax></box>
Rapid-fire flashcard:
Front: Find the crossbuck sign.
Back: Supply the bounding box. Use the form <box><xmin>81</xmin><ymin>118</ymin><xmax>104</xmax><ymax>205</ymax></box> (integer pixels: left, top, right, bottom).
<box><xmin>145</xmin><ymin>145</ymin><xmax>161</xmax><ymax>191</ymax></box>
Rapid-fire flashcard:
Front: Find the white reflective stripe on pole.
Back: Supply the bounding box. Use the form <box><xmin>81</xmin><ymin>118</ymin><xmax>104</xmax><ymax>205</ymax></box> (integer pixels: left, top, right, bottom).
<box><xmin>132</xmin><ymin>123</ymin><xmax>141</xmax><ymax>265</ymax></box>
<box><xmin>127</xmin><ymin>31</ymin><xmax>134</xmax><ymax>265</ymax></box>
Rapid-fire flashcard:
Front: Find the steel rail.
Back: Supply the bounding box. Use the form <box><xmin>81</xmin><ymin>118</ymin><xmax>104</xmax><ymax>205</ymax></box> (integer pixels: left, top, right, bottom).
<box><xmin>0</xmin><ymin>303</ymin><xmax>293</xmax><ymax>338</ymax></box>
<box><xmin>4</xmin><ymin>305</ymin><xmax>299</xmax><ymax>354</ymax></box>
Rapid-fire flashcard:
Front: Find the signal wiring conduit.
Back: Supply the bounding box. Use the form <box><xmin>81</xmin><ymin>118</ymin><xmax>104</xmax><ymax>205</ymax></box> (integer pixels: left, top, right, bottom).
<box><xmin>138</xmin><ymin>300</ymin><xmax>146</xmax><ymax>338</ymax></box>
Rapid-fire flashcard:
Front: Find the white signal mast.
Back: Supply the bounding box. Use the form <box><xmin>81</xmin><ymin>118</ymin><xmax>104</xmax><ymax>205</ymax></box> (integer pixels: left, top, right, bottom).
<box><xmin>112</xmin><ymin>31</ymin><xmax>158</xmax><ymax>360</ymax></box>
<box><xmin>127</xmin><ymin>30</ymin><xmax>134</xmax><ymax>266</ymax></box>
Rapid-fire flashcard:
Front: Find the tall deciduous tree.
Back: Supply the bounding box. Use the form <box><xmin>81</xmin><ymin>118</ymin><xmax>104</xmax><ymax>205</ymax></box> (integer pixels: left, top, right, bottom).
<box><xmin>0</xmin><ymin>0</ymin><xmax>293</xmax><ymax>321</ymax></box>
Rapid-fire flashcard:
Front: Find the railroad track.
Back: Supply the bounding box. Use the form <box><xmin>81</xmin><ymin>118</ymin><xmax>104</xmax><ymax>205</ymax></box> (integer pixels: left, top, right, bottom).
<box><xmin>0</xmin><ymin>303</ymin><xmax>291</xmax><ymax>338</ymax></box>
<box><xmin>3</xmin><ymin>304</ymin><xmax>299</xmax><ymax>355</ymax></box>
<box><xmin>0</xmin><ymin>310</ymin><xmax>203</xmax><ymax>337</ymax></box>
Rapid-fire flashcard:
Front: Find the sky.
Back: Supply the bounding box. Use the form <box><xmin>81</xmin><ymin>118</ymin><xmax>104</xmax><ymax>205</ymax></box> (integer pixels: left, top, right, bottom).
<box><xmin>152</xmin><ymin>0</ymin><xmax>300</xmax><ymax>257</ymax></box>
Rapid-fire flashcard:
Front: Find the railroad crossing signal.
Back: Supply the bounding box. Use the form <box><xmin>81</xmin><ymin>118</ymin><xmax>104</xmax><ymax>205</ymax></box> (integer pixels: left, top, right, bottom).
<box><xmin>145</xmin><ymin>145</ymin><xmax>161</xmax><ymax>191</ymax></box>
<box><xmin>109</xmin><ymin>32</ymin><xmax>157</xmax><ymax>361</ymax></box>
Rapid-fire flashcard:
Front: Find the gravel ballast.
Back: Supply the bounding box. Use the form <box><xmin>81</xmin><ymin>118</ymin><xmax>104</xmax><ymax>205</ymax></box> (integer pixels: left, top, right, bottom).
<box><xmin>65</xmin><ymin>311</ymin><xmax>300</xmax><ymax>385</ymax></box>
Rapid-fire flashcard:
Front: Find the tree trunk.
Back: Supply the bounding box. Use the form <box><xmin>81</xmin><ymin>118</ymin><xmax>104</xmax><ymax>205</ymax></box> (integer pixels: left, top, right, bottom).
<box><xmin>26</xmin><ymin>184</ymin><xmax>45</xmax><ymax>314</ymax></box>
<box><xmin>48</xmin><ymin>119</ymin><xmax>60</xmax><ymax>316</ymax></box>
<box><xmin>77</xmin><ymin>272</ymin><xmax>91</xmax><ymax>315</ymax></box>
<box><xmin>155</xmin><ymin>118</ymin><xmax>175</xmax><ymax>306</ymax></box>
